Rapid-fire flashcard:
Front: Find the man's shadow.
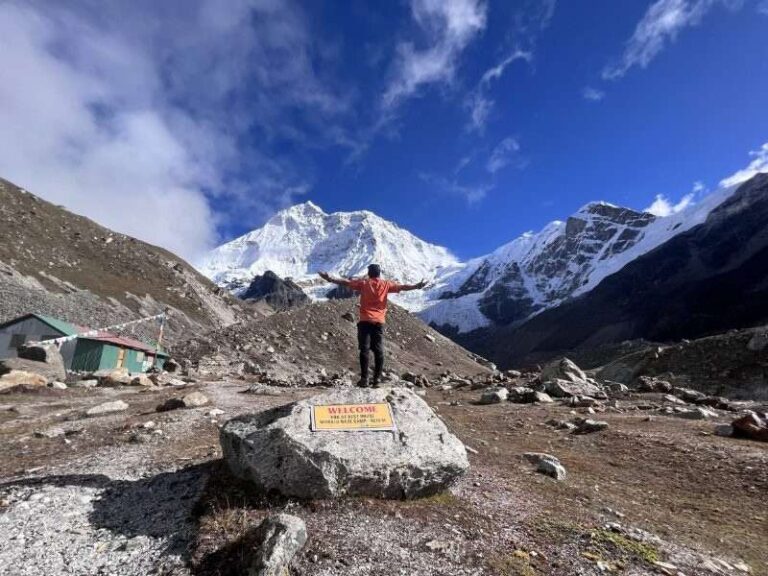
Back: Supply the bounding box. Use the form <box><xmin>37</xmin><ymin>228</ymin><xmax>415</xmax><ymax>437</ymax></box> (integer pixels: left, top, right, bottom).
<box><xmin>0</xmin><ymin>461</ymin><xmax>213</xmax><ymax>560</ymax></box>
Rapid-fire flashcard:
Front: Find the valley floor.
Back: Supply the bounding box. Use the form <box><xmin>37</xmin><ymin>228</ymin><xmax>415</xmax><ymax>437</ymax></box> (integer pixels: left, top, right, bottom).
<box><xmin>0</xmin><ymin>382</ymin><xmax>766</xmax><ymax>576</ymax></box>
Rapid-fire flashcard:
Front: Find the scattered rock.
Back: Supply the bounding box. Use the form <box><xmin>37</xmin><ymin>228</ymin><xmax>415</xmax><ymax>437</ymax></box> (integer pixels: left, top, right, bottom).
<box><xmin>572</xmin><ymin>419</ymin><xmax>609</xmax><ymax>435</ymax></box>
<box><xmin>746</xmin><ymin>331</ymin><xmax>768</xmax><ymax>352</ymax></box>
<box><xmin>545</xmin><ymin>418</ymin><xmax>577</xmax><ymax>431</ymax></box>
<box><xmin>731</xmin><ymin>413</ymin><xmax>768</xmax><ymax>442</ymax></box>
<box><xmin>522</xmin><ymin>453</ymin><xmax>566</xmax><ymax>480</ymax></box>
<box><xmin>478</xmin><ymin>387</ymin><xmax>508</xmax><ymax>404</ymax></box>
<box><xmin>636</xmin><ymin>376</ymin><xmax>672</xmax><ymax>393</ymax></box>
<box><xmin>604</xmin><ymin>381</ymin><xmax>629</xmax><ymax>395</ymax></box>
<box><xmin>48</xmin><ymin>381</ymin><xmax>67</xmax><ymax>390</ymax></box>
<box><xmin>249</xmin><ymin>513</ymin><xmax>308</xmax><ymax>576</ymax></box>
<box><xmin>16</xmin><ymin>341</ymin><xmax>66</xmax><ymax>381</ymax></box>
<box><xmin>540</xmin><ymin>357</ymin><xmax>587</xmax><ymax>384</ymax></box>
<box><xmin>672</xmin><ymin>387</ymin><xmax>706</xmax><ymax>403</ymax></box>
<box><xmin>545</xmin><ymin>378</ymin><xmax>604</xmax><ymax>399</ymax></box>
<box><xmin>130</xmin><ymin>374</ymin><xmax>155</xmax><ymax>387</ymax></box>
<box><xmin>157</xmin><ymin>392</ymin><xmax>210</xmax><ymax>411</ymax></box>
<box><xmin>538</xmin><ymin>459</ymin><xmax>567</xmax><ymax>480</ymax></box>
<box><xmin>424</xmin><ymin>333</ymin><xmax>436</xmax><ymax>343</ymax></box>
<box><xmin>71</xmin><ymin>379</ymin><xmax>98</xmax><ymax>388</ymax></box>
<box><xmin>34</xmin><ymin>427</ymin><xmax>66</xmax><ymax>439</ymax></box>
<box><xmin>220</xmin><ymin>387</ymin><xmax>469</xmax><ymax>499</ymax></box>
<box><xmin>675</xmin><ymin>407</ymin><xmax>717</xmax><ymax>420</ymax></box>
<box><xmin>86</xmin><ymin>400</ymin><xmax>129</xmax><ymax>416</ymax></box>
<box><xmin>0</xmin><ymin>370</ymin><xmax>48</xmax><ymax>391</ymax></box>
<box><xmin>96</xmin><ymin>368</ymin><xmax>133</xmax><ymax>387</ymax></box>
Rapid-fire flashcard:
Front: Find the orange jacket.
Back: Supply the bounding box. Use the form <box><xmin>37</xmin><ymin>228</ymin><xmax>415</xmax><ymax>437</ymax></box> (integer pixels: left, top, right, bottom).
<box><xmin>346</xmin><ymin>278</ymin><xmax>402</xmax><ymax>324</ymax></box>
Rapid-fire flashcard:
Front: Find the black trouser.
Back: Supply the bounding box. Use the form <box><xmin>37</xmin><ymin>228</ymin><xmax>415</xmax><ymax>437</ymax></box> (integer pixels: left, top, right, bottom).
<box><xmin>357</xmin><ymin>321</ymin><xmax>384</xmax><ymax>381</ymax></box>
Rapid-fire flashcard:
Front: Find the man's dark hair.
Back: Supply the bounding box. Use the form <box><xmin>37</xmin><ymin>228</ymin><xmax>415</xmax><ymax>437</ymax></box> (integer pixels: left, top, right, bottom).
<box><xmin>367</xmin><ymin>264</ymin><xmax>381</xmax><ymax>278</ymax></box>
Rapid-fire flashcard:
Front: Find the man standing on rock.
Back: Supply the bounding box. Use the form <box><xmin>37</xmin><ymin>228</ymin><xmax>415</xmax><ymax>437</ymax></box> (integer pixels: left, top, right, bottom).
<box><xmin>319</xmin><ymin>265</ymin><xmax>427</xmax><ymax>388</ymax></box>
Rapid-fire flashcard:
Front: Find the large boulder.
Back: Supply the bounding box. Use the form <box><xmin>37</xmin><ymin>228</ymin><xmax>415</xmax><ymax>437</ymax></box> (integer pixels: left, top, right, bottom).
<box><xmin>545</xmin><ymin>378</ymin><xmax>604</xmax><ymax>399</ymax></box>
<box><xmin>540</xmin><ymin>357</ymin><xmax>588</xmax><ymax>384</ymax></box>
<box><xmin>540</xmin><ymin>358</ymin><xmax>606</xmax><ymax>398</ymax></box>
<box><xmin>220</xmin><ymin>387</ymin><xmax>469</xmax><ymax>499</ymax></box>
<box><xmin>16</xmin><ymin>341</ymin><xmax>66</xmax><ymax>381</ymax></box>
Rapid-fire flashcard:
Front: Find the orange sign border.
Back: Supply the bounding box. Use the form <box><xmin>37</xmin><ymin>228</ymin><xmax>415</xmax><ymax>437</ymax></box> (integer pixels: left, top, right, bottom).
<box><xmin>310</xmin><ymin>402</ymin><xmax>396</xmax><ymax>432</ymax></box>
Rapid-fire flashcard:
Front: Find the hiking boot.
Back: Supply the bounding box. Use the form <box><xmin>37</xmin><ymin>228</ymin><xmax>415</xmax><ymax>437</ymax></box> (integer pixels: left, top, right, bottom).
<box><xmin>356</xmin><ymin>378</ymin><xmax>369</xmax><ymax>388</ymax></box>
<box><xmin>371</xmin><ymin>377</ymin><xmax>381</xmax><ymax>388</ymax></box>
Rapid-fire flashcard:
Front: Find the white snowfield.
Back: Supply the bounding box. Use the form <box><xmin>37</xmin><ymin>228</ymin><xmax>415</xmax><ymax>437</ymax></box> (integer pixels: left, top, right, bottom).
<box><xmin>199</xmin><ymin>184</ymin><xmax>740</xmax><ymax>333</ymax></box>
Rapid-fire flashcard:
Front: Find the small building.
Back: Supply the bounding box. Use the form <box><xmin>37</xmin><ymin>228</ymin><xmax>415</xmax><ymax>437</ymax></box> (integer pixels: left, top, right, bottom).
<box><xmin>70</xmin><ymin>334</ymin><xmax>169</xmax><ymax>373</ymax></box>
<box><xmin>0</xmin><ymin>313</ymin><xmax>169</xmax><ymax>373</ymax></box>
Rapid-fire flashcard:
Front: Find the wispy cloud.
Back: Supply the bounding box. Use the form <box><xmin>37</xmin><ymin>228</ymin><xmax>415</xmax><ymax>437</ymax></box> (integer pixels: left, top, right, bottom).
<box><xmin>419</xmin><ymin>172</ymin><xmax>492</xmax><ymax>204</ymax></box>
<box><xmin>720</xmin><ymin>142</ymin><xmax>768</xmax><ymax>187</ymax></box>
<box><xmin>645</xmin><ymin>192</ymin><xmax>695</xmax><ymax>216</ymax></box>
<box><xmin>486</xmin><ymin>137</ymin><xmax>523</xmax><ymax>173</ymax></box>
<box><xmin>0</xmin><ymin>0</ymin><xmax>351</xmax><ymax>260</ymax></box>
<box><xmin>603</xmin><ymin>0</ymin><xmax>743</xmax><ymax>80</ymax></box>
<box><xmin>582</xmin><ymin>86</ymin><xmax>606</xmax><ymax>102</ymax></box>
<box><xmin>467</xmin><ymin>50</ymin><xmax>532</xmax><ymax>133</ymax></box>
<box><xmin>466</xmin><ymin>0</ymin><xmax>555</xmax><ymax>132</ymax></box>
<box><xmin>759</xmin><ymin>0</ymin><xmax>768</xmax><ymax>14</ymax></box>
<box><xmin>383</xmin><ymin>0</ymin><xmax>487</xmax><ymax>110</ymax></box>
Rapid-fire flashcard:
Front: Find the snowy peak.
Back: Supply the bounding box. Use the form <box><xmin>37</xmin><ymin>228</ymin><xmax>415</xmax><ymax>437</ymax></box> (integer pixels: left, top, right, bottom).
<box><xmin>197</xmin><ymin>202</ymin><xmax>459</xmax><ymax>295</ymax></box>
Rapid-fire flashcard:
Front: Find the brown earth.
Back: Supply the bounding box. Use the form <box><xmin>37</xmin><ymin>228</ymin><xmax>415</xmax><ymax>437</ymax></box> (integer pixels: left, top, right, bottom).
<box><xmin>1</xmin><ymin>380</ymin><xmax>765</xmax><ymax>576</ymax></box>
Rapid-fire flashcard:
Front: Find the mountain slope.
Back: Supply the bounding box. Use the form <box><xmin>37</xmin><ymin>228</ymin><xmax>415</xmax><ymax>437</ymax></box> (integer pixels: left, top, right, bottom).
<box><xmin>0</xmin><ymin>178</ymin><xmax>250</xmax><ymax>342</ymax></box>
<box><xmin>201</xmin><ymin>185</ymin><xmax>743</xmax><ymax>337</ymax></box>
<box><xmin>465</xmin><ymin>173</ymin><xmax>768</xmax><ymax>367</ymax></box>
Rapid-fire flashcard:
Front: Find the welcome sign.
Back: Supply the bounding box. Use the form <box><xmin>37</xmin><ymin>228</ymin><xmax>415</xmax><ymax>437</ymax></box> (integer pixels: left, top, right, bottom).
<box><xmin>311</xmin><ymin>402</ymin><xmax>395</xmax><ymax>432</ymax></box>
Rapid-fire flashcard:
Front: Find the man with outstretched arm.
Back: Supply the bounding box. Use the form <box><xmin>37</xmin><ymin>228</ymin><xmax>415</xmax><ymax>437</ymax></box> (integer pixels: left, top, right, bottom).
<box><xmin>319</xmin><ymin>264</ymin><xmax>427</xmax><ymax>388</ymax></box>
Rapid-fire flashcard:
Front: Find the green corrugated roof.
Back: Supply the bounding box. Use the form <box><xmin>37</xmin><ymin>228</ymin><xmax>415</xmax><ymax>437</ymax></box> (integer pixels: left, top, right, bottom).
<box><xmin>34</xmin><ymin>314</ymin><xmax>84</xmax><ymax>336</ymax></box>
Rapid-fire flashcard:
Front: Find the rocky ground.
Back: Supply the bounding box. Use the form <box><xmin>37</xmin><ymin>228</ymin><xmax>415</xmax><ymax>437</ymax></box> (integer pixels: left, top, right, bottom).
<box><xmin>173</xmin><ymin>299</ymin><xmax>493</xmax><ymax>384</ymax></box>
<box><xmin>1</xmin><ymin>375</ymin><xmax>765</xmax><ymax>576</ymax></box>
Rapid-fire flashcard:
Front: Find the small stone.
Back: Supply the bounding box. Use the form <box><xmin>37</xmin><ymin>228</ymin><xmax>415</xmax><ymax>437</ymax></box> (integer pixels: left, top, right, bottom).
<box><xmin>86</xmin><ymin>400</ymin><xmax>129</xmax><ymax>416</ymax></box>
<box><xmin>249</xmin><ymin>513</ymin><xmax>307</xmax><ymax>576</ymax></box>
<box><xmin>478</xmin><ymin>387</ymin><xmax>508</xmax><ymax>404</ymax></box>
<box><xmin>572</xmin><ymin>419</ymin><xmax>609</xmax><ymax>435</ymax></box>
<box><xmin>48</xmin><ymin>381</ymin><xmax>67</xmax><ymax>390</ymax></box>
<box><xmin>34</xmin><ymin>427</ymin><xmax>66</xmax><ymax>439</ymax></box>
<box><xmin>537</xmin><ymin>459</ymin><xmax>567</xmax><ymax>480</ymax></box>
<box><xmin>207</xmin><ymin>408</ymin><xmax>225</xmax><ymax>417</ymax></box>
<box><xmin>424</xmin><ymin>334</ymin><xmax>436</xmax><ymax>342</ymax></box>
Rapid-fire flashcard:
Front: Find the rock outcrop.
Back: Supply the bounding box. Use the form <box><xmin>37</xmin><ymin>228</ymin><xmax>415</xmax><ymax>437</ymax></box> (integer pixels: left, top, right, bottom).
<box><xmin>220</xmin><ymin>387</ymin><xmax>469</xmax><ymax>499</ymax></box>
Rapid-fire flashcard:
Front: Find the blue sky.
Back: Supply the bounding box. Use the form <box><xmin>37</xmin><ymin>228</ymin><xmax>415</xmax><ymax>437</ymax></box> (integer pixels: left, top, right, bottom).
<box><xmin>0</xmin><ymin>0</ymin><xmax>766</xmax><ymax>260</ymax></box>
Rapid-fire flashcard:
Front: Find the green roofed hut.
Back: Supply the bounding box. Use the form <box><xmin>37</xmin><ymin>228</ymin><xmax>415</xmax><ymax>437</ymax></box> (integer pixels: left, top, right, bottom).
<box><xmin>0</xmin><ymin>313</ymin><xmax>169</xmax><ymax>373</ymax></box>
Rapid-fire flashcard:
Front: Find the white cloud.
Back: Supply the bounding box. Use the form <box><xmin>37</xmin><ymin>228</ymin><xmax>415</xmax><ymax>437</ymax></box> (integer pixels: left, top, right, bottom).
<box><xmin>582</xmin><ymin>86</ymin><xmax>606</xmax><ymax>101</ymax></box>
<box><xmin>603</xmin><ymin>0</ymin><xmax>743</xmax><ymax>80</ymax></box>
<box><xmin>486</xmin><ymin>137</ymin><xmax>523</xmax><ymax>173</ymax></box>
<box><xmin>758</xmin><ymin>0</ymin><xmax>768</xmax><ymax>14</ymax></box>
<box><xmin>467</xmin><ymin>50</ymin><xmax>532</xmax><ymax>132</ymax></box>
<box><xmin>720</xmin><ymin>142</ymin><xmax>768</xmax><ymax>187</ymax></box>
<box><xmin>383</xmin><ymin>0</ymin><xmax>487</xmax><ymax>109</ymax></box>
<box><xmin>0</xmin><ymin>0</ymin><xmax>347</xmax><ymax>261</ymax></box>
<box><xmin>645</xmin><ymin>192</ymin><xmax>695</xmax><ymax>216</ymax></box>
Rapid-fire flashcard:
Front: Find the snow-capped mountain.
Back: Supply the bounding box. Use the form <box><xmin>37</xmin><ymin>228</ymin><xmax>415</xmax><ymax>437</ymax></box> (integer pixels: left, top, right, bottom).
<box><xmin>197</xmin><ymin>201</ymin><xmax>460</xmax><ymax>305</ymax></box>
<box><xmin>199</xmin><ymin>183</ymin><xmax>741</xmax><ymax>332</ymax></box>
